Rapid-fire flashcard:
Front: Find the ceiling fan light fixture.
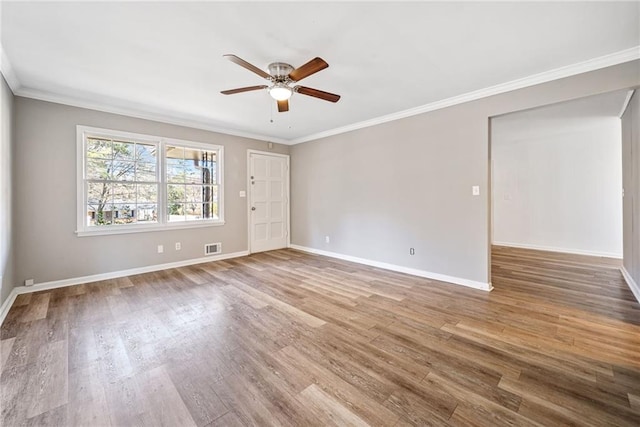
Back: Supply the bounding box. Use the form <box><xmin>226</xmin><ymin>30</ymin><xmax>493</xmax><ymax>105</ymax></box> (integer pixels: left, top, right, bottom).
<box><xmin>269</xmin><ymin>83</ymin><xmax>292</xmax><ymax>101</ymax></box>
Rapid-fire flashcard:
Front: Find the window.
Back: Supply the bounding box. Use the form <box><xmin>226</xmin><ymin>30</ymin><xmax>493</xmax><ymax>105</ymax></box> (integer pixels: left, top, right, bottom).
<box><xmin>166</xmin><ymin>145</ymin><xmax>219</xmax><ymax>222</ymax></box>
<box><xmin>77</xmin><ymin>126</ymin><xmax>224</xmax><ymax>236</ymax></box>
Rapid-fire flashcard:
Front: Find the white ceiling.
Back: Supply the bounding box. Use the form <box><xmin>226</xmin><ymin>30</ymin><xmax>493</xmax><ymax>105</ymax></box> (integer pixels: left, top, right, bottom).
<box><xmin>492</xmin><ymin>89</ymin><xmax>633</xmax><ymax>143</ymax></box>
<box><xmin>1</xmin><ymin>1</ymin><xmax>639</xmax><ymax>144</ymax></box>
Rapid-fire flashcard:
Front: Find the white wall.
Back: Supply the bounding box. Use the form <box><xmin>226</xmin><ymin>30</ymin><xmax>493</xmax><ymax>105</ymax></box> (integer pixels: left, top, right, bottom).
<box><xmin>492</xmin><ymin>113</ymin><xmax>623</xmax><ymax>258</ymax></box>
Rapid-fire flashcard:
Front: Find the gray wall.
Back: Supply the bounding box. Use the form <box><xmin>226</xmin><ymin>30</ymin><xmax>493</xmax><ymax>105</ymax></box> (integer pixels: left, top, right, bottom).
<box><xmin>1</xmin><ymin>75</ymin><xmax>15</xmax><ymax>306</ymax></box>
<box><xmin>13</xmin><ymin>98</ymin><xmax>287</xmax><ymax>285</ymax></box>
<box><xmin>622</xmin><ymin>91</ymin><xmax>640</xmax><ymax>288</ymax></box>
<box><xmin>290</xmin><ymin>61</ymin><xmax>640</xmax><ymax>285</ymax></box>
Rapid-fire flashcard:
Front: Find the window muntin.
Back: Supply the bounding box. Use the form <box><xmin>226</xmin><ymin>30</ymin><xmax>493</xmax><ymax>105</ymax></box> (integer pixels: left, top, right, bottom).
<box><xmin>78</xmin><ymin>127</ymin><xmax>224</xmax><ymax>236</ymax></box>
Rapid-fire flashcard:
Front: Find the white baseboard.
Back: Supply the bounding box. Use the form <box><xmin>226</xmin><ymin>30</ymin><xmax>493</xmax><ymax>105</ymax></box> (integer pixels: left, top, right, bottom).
<box><xmin>492</xmin><ymin>241</ymin><xmax>622</xmax><ymax>259</ymax></box>
<box><xmin>0</xmin><ymin>289</ymin><xmax>18</xmax><ymax>327</ymax></box>
<box><xmin>0</xmin><ymin>250</ymin><xmax>249</xmax><ymax>326</ymax></box>
<box><xmin>621</xmin><ymin>266</ymin><xmax>640</xmax><ymax>304</ymax></box>
<box><xmin>289</xmin><ymin>244</ymin><xmax>492</xmax><ymax>292</ymax></box>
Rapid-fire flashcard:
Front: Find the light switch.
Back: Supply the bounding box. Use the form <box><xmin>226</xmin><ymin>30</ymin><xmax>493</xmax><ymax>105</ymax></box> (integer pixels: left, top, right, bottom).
<box><xmin>472</xmin><ymin>186</ymin><xmax>480</xmax><ymax>196</ymax></box>
<box><xmin>239</xmin><ymin>191</ymin><xmax>246</xmax><ymax>198</ymax></box>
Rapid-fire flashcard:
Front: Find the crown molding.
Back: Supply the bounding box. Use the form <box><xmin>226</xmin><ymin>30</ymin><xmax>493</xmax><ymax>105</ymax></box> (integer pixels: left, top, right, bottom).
<box><xmin>619</xmin><ymin>89</ymin><xmax>635</xmax><ymax>118</ymax></box>
<box><xmin>0</xmin><ymin>43</ymin><xmax>21</xmax><ymax>91</ymax></box>
<box><xmin>290</xmin><ymin>46</ymin><xmax>640</xmax><ymax>144</ymax></box>
<box><xmin>13</xmin><ymin>86</ymin><xmax>290</xmax><ymax>145</ymax></box>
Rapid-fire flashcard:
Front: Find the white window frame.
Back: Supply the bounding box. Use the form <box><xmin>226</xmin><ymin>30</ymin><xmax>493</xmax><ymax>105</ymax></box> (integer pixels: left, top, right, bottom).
<box><xmin>76</xmin><ymin>126</ymin><xmax>224</xmax><ymax>237</ymax></box>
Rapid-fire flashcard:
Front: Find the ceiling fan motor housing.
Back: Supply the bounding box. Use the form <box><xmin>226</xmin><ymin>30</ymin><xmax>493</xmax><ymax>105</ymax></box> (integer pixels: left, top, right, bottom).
<box><xmin>269</xmin><ymin>62</ymin><xmax>294</xmax><ymax>81</ymax></box>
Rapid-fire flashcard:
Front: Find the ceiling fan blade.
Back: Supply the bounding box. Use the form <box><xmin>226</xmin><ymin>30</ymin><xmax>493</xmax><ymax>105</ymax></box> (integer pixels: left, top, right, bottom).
<box><xmin>223</xmin><ymin>54</ymin><xmax>271</xmax><ymax>80</ymax></box>
<box><xmin>288</xmin><ymin>57</ymin><xmax>329</xmax><ymax>82</ymax></box>
<box><xmin>220</xmin><ymin>85</ymin><xmax>268</xmax><ymax>95</ymax></box>
<box><xmin>277</xmin><ymin>99</ymin><xmax>289</xmax><ymax>112</ymax></box>
<box><xmin>295</xmin><ymin>86</ymin><xmax>341</xmax><ymax>103</ymax></box>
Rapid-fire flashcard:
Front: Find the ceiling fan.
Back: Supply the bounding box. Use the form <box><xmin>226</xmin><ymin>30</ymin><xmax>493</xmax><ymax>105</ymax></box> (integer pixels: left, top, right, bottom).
<box><xmin>220</xmin><ymin>54</ymin><xmax>341</xmax><ymax>112</ymax></box>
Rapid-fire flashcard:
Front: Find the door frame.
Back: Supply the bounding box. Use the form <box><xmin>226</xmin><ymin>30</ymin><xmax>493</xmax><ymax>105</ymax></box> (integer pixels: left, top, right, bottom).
<box><xmin>246</xmin><ymin>149</ymin><xmax>291</xmax><ymax>254</ymax></box>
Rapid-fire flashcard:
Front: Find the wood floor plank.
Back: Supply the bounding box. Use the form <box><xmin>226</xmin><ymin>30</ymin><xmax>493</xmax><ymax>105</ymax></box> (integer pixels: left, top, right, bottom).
<box><xmin>1</xmin><ymin>363</ymin><xmax>32</xmax><ymax>424</ymax></box>
<box><xmin>425</xmin><ymin>372</ymin><xmax>536</xmax><ymax>427</ymax></box>
<box><xmin>0</xmin><ymin>337</ymin><xmax>15</xmax><ymax>369</ymax></box>
<box><xmin>232</xmin><ymin>281</ymin><xmax>326</xmax><ymax>328</ymax></box>
<box><xmin>208</xmin><ymin>410</ymin><xmax>245</xmax><ymax>427</ymax></box>
<box><xmin>1</xmin><ymin>246</ymin><xmax>639</xmax><ymax>426</ymax></box>
<box><xmin>25</xmin><ymin>340</ymin><xmax>68</xmax><ymax>419</ymax></box>
<box><xmin>297</xmin><ymin>383</ymin><xmax>370</xmax><ymax>426</ymax></box>
<box><xmin>19</xmin><ymin>292</ymin><xmax>50</xmax><ymax>322</ymax></box>
<box><xmin>25</xmin><ymin>404</ymin><xmax>68</xmax><ymax>427</ymax></box>
<box><xmin>137</xmin><ymin>365</ymin><xmax>198</xmax><ymax>427</ymax></box>
<box><xmin>67</xmin><ymin>363</ymin><xmax>111</xmax><ymax>426</ymax></box>
<box><xmin>275</xmin><ymin>345</ymin><xmax>400</xmax><ymax>426</ymax></box>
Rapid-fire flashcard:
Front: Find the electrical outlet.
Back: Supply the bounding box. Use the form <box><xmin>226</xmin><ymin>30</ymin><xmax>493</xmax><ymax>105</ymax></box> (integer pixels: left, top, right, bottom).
<box><xmin>25</xmin><ymin>279</ymin><xmax>34</xmax><ymax>287</ymax></box>
<box><xmin>409</xmin><ymin>248</ymin><xmax>415</xmax><ymax>255</ymax></box>
<box><xmin>157</xmin><ymin>245</ymin><xmax>164</xmax><ymax>254</ymax></box>
<box><xmin>175</xmin><ymin>242</ymin><xmax>181</xmax><ymax>251</ymax></box>
<box><xmin>472</xmin><ymin>185</ymin><xmax>480</xmax><ymax>196</ymax></box>
<box><xmin>325</xmin><ymin>235</ymin><xmax>330</xmax><ymax>244</ymax></box>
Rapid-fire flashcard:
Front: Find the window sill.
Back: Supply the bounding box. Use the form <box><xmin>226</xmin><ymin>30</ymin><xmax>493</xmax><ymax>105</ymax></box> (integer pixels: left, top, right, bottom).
<box><xmin>76</xmin><ymin>220</ymin><xmax>226</xmax><ymax>237</ymax></box>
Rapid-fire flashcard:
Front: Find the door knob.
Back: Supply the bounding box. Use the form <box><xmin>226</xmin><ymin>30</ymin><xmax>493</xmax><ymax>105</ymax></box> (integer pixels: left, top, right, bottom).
<box><xmin>251</xmin><ymin>207</ymin><xmax>256</xmax><ymax>211</ymax></box>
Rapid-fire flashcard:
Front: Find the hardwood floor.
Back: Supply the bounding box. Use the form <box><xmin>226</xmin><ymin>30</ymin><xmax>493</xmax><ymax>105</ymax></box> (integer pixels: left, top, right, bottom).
<box><xmin>1</xmin><ymin>247</ymin><xmax>639</xmax><ymax>426</ymax></box>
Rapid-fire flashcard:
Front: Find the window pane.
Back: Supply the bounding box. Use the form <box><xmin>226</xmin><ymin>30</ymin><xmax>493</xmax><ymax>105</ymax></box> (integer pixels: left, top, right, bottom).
<box><xmin>184</xmin><ymin>159</ymin><xmax>201</xmax><ymax>184</ymax></box>
<box><xmin>201</xmin><ymin>202</ymin><xmax>215</xmax><ymax>219</ymax></box>
<box><xmin>136</xmin><ymin>204</ymin><xmax>157</xmax><ymax>223</ymax></box>
<box><xmin>168</xmin><ymin>203</ymin><xmax>185</xmax><ymax>222</ymax></box>
<box><xmin>167</xmin><ymin>184</ymin><xmax>185</xmax><ymax>204</ymax></box>
<box><xmin>87</xmin><ymin>182</ymin><xmax>112</xmax><ymax>205</ymax></box>
<box><xmin>137</xmin><ymin>184</ymin><xmax>158</xmax><ymax>203</ymax></box>
<box><xmin>86</xmin><ymin>181</ymin><xmax>113</xmax><ymax>226</ymax></box>
<box><xmin>185</xmin><ymin>202</ymin><xmax>202</xmax><ymax>220</ymax></box>
<box><xmin>111</xmin><ymin>204</ymin><xmax>136</xmax><ymax>224</ymax></box>
<box><xmin>111</xmin><ymin>160</ymin><xmax>136</xmax><ymax>181</ymax></box>
<box><xmin>185</xmin><ymin>185</ymin><xmax>203</xmax><ymax>204</ymax></box>
<box><xmin>136</xmin><ymin>143</ymin><xmax>156</xmax><ymax>163</ymax></box>
<box><xmin>86</xmin><ymin>159</ymin><xmax>111</xmax><ymax>180</ymax></box>
<box><xmin>136</xmin><ymin>162</ymin><xmax>156</xmax><ymax>182</ymax></box>
<box><xmin>112</xmin><ymin>183</ymin><xmax>136</xmax><ymax>203</ymax></box>
<box><xmin>113</xmin><ymin>140</ymin><xmax>135</xmax><ymax>160</ymax></box>
<box><xmin>166</xmin><ymin>145</ymin><xmax>185</xmax><ymax>182</ymax></box>
<box><xmin>166</xmin><ymin>146</ymin><xmax>184</xmax><ymax>160</ymax></box>
<box><xmin>166</xmin><ymin>158</ymin><xmax>186</xmax><ymax>183</ymax></box>
<box><xmin>87</xmin><ymin>138</ymin><xmax>112</xmax><ymax>159</ymax></box>
<box><xmin>211</xmin><ymin>185</ymin><xmax>219</xmax><ymax>202</ymax></box>
<box><xmin>208</xmin><ymin>165</ymin><xmax>217</xmax><ymax>185</ymax></box>
<box><xmin>202</xmin><ymin>185</ymin><xmax>214</xmax><ymax>204</ymax></box>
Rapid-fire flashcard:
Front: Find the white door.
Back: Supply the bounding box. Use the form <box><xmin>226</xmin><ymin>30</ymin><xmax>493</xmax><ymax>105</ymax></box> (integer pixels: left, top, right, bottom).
<box><xmin>249</xmin><ymin>152</ymin><xmax>289</xmax><ymax>253</ymax></box>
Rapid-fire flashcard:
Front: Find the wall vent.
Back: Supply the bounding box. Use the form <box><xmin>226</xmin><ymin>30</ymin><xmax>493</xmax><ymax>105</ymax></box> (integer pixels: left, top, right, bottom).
<box><xmin>204</xmin><ymin>242</ymin><xmax>222</xmax><ymax>256</ymax></box>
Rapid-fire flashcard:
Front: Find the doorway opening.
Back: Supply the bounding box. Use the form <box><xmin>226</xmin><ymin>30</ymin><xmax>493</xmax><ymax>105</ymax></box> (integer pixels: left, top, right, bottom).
<box><xmin>488</xmin><ymin>90</ymin><xmax>635</xmax><ymax>307</ymax></box>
